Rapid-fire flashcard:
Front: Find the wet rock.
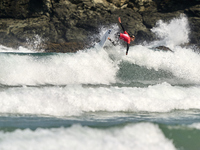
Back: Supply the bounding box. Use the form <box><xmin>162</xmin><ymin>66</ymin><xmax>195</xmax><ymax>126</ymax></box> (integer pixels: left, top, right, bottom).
<box><xmin>45</xmin><ymin>41</ymin><xmax>86</xmax><ymax>53</ymax></box>
<box><xmin>186</xmin><ymin>5</ymin><xmax>200</xmax><ymax>17</ymax></box>
<box><xmin>155</xmin><ymin>0</ymin><xmax>199</xmax><ymax>12</ymax></box>
<box><xmin>154</xmin><ymin>46</ymin><xmax>174</xmax><ymax>52</ymax></box>
<box><xmin>188</xmin><ymin>17</ymin><xmax>200</xmax><ymax>46</ymax></box>
<box><xmin>0</xmin><ymin>0</ymin><xmax>199</xmax><ymax>52</ymax></box>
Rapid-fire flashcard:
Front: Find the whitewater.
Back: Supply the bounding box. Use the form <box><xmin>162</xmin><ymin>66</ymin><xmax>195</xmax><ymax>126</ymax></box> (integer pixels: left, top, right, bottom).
<box><xmin>0</xmin><ymin>15</ymin><xmax>200</xmax><ymax>150</ymax></box>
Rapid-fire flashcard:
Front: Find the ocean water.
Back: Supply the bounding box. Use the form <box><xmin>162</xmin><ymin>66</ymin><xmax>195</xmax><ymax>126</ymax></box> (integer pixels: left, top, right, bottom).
<box><xmin>0</xmin><ymin>15</ymin><xmax>200</xmax><ymax>150</ymax></box>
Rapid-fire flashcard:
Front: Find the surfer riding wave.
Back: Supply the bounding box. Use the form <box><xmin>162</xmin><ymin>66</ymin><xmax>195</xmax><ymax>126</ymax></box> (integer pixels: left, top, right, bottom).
<box><xmin>108</xmin><ymin>17</ymin><xmax>135</xmax><ymax>55</ymax></box>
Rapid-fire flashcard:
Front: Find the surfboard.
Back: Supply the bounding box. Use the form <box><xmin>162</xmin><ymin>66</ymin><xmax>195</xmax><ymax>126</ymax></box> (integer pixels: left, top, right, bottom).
<box><xmin>97</xmin><ymin>29</ymin><xmax>112</xmax><ymax>49</ymax></box>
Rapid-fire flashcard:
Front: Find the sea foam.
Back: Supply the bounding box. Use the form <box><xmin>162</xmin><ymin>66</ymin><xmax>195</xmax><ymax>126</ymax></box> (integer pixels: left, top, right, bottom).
<box><xmin>0</xmin><ymin>83</ymin><xmax>200</xmax><ymax>116</ymax></box>
<box><xmin>0</xmin><ymin>123</ymin><xmax>176</xmax><ymax>150</ymax></box>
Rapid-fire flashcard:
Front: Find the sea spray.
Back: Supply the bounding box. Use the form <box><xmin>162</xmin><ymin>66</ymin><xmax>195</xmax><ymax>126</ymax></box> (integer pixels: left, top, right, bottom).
<box><xmin>25</xmin><ymin>34</ymin><xmax>46</xmax><ymax>52</ymax></box>
<box><xmin>0</xmin><ymin>35</ymin><xmax>45</xmax><ymax>53</ymax></box>
<box><xmin>122</xmin><ymin>45</ymin><xmax>200</xmax><ymax>83</ymax></box>
<box><xmin>151</xmin><ymin>14</ymin><xmax>190</xmax><ymax>48</ymax></box>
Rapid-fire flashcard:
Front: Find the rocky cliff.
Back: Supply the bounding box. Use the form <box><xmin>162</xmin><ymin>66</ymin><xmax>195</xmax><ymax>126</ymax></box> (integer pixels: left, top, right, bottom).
<box><xmin>0</xmin><ymin>0</ymin><xmax>200</xmax><ymax>52</ymax></box>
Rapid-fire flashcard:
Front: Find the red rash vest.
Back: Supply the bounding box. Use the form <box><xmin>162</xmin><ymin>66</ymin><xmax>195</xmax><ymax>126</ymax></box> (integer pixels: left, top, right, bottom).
<box><xmin>119</xmin><ymin>31</ymin><xmax>131</xmax><ymax>44</ymax></box>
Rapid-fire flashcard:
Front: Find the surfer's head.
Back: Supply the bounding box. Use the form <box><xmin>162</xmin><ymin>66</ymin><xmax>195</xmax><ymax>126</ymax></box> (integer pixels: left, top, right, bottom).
<box><xmin>130</xmin><ymin>35</ymin><xmax>135</xmax><ymax>41</ymax></box>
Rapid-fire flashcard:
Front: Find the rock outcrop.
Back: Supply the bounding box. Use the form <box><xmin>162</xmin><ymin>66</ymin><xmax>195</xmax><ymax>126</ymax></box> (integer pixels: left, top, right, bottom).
<box><xmin>0</xmin><ymin>0</ymin><xmax>200</xmax><ymax>52</ymax></box>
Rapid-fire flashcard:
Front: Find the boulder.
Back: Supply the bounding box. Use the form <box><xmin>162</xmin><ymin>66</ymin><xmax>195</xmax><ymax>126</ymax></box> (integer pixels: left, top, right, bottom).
<box><xmin>154</xmin><ymin>46</ymin><xmax>174</xmax><ymax>52</ymax></box>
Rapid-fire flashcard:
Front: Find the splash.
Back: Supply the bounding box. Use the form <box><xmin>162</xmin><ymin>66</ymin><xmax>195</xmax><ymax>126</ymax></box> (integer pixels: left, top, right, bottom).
<box><xmin>25</xmin><ymin>34</ymin><xmax>46</xmax><ymax>52</ymax></box>
<box><xmin>151</xmin><ymin>14</ymin><xmax>190</xmax><ymax>48</ymax></box>
<box><xmin>0</xmin><ymin>45</ymin><xmax>33</xmax><ymax>53</ymax></box>
<box><xmin>0</xmin><ymin>35</ymin><xmax>45</xmax><ymax>53</ymax></box>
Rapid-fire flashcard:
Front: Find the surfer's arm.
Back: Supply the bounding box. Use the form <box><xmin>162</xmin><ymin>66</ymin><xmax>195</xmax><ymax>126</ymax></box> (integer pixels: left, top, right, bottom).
<box><xmin>120</xmin><ymin>23</ymin><xmax>125</xmax><ymax>32</ymax></box>
<box><xmin>126</xmin><ymin>44</ymin><xmax>129</xmax><ymax>55</ymax></box>
<box><xmin>118</xmin><ymin>17</ymin><xmax>125</xmax><ymax>32</ymax></box>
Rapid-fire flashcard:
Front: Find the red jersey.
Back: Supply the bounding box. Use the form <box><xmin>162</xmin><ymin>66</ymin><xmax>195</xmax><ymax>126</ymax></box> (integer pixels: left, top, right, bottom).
<box><xmin>119</xmin><ymin>31</ymin><xmax>131</xmax><ymax>44</ymax></box>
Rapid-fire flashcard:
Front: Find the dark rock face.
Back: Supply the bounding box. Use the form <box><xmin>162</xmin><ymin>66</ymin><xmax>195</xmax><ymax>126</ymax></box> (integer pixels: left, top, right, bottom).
<box><xmin>0</xmin><ymin>0</ymin><xmax>200</xmax><ymax>52</ymax></box>
<box><xmin>155</xmin><ymin>0</ymin><xmax>199</xmax><ymax>12</ymax></box>
<box><xmin>154</xmin><ymin>46</ymin><xmax>174</xmax><ymax>52</ymax></box>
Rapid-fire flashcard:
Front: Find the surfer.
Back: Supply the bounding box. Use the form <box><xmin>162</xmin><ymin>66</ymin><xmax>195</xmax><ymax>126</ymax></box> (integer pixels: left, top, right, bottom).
<box><xmin>108</xmin><ymin>17</ymin><xmax>135</xmax><ymax>55</ymax></box>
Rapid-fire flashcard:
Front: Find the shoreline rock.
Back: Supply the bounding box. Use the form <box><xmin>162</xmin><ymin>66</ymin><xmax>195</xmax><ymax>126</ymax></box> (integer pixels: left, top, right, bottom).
<box><xmin>0</xmin><ymin>0</ymin><xmax>200</xmax><ymax>52</ymax></box>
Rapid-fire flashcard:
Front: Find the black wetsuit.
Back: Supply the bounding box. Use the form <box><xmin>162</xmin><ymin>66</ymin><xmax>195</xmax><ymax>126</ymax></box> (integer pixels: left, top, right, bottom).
<box><xmin>119</xmin><ymin>23</ymin><xmax>130</xmax><ymax>55</ymax></box>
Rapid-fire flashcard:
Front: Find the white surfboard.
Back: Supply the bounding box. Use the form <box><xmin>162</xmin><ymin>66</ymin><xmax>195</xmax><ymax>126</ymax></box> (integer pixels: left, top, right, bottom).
<box><xmin>96</xmin><ymin>29</ymin><xmax>112</xmax><ymax>50</ymax></box>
